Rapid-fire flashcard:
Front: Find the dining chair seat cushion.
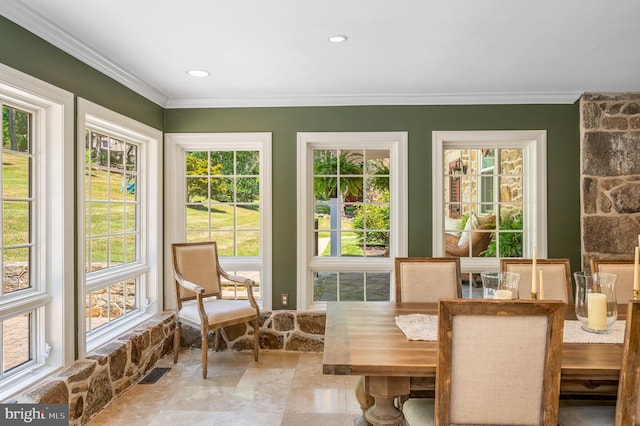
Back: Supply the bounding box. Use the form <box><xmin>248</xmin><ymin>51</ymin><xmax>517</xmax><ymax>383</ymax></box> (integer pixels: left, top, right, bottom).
<box><xmin>402</xmin><ymin>398</ymin><xmax>435</xmax><ymax>426</ymax></box>
<box><xmin>179</xmin><ymin>299</ymin><xmax>258</xmax><ymax>325</ymax></box>
<box><xmin>557</xmin><ymin>404</ymin><xmax>615</xmax><ymax>425</ymax></box>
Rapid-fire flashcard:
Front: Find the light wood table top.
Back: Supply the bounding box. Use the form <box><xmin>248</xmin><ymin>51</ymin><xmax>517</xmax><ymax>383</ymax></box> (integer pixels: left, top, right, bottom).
<box><xmin>323</xmin><ymin>301</ymin><xmax>623</xmax><ymax>387</ymax></box>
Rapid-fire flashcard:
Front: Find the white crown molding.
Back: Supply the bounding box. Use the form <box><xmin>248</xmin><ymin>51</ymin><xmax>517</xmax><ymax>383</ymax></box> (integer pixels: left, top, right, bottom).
<box><xmin>0</xmin><ymin>0</ymin><xmax>168</xmax><ymax>107</ymax></box>
<box><xmin>2</xmin><ymin>1</ymin><xmax>582</xmax><ymax>109</ymax></box>
<box><xmin>165</xmin><ymin>91</ymin><xmax>583</xmax><ymax>109</ymax></box>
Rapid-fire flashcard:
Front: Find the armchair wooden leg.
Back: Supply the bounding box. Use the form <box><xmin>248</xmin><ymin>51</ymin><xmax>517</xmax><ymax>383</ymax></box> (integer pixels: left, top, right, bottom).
<box><xmin>201</xmin><ymin>327</ymin><xmax>208</xmax><ymax>379</ymax></box>
<box><xmin>173</xmin><ymin>321</ymin><xmax>181</xmax><ymax>364</ymax></box>
<box><xmin>253</xmin><ymin>318</ymin><xmax>260</xmax><ymax>361</ymax></box>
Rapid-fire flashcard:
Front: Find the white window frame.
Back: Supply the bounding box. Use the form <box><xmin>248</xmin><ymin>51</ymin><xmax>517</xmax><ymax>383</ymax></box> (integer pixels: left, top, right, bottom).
<box><xmin>297</xmin><ymin>132</ymin><xmax>408</xmax><ymax>311</ymax></box>
<box><xmin>164</xmin><ymin>133</ymin><xmax>272</xmax><ymax>311</ymax></box>
<box><xmin>0</xmin><ymin>64</ymin><xmax>74</xmax><ymax>400</ymax></box>
<box><xmin>77</xmin><ymin>98</ymin><xmax>163</xmax><ymax>356</ymax></box>
<box><xmin>432</xmin><ymin>130</ymin><xmax>547</xmax><ymax>275</ymax></box>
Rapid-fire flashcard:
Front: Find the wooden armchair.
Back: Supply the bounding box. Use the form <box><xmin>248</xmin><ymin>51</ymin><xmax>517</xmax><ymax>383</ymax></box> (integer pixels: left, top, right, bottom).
<box><xmin>402</xmin><ymin>299</ymin><xmax>565</xmax><ymax>425</ymax></box>
<box><xmin>445</xmin><ymin>215</ymin><xmax>495</xmax><ymax>258</ymax></box>
<box><xmin>172</xmin><ymin>241</ymin><xmax>260</xmax><ymax>378</ymax></box>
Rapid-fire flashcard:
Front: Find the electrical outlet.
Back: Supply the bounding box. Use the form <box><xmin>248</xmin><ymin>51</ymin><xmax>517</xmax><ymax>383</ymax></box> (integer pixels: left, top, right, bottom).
<box><xmin>281</xmin><ymin>293</ymin><xmax>289</xmax><ymax>307</ymax></box>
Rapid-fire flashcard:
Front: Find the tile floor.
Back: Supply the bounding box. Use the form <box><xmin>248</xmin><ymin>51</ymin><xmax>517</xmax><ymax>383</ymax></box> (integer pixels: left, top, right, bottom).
<box><xmin>88</xmin><ymin>349</ymin><xmax>362</xmax><ymax>426</ymax></box>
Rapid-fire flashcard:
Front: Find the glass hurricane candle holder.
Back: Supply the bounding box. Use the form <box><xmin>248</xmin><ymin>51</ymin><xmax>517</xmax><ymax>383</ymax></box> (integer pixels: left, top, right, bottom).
<box><xmin>574</xmin><ymin>271</ymin><xmax>618</xmax><ymax>334</ymax></box>
<box><xmin>480</xmin><ymin>271</ymin><xmax>520</xmax><ymax>299</ymax></box>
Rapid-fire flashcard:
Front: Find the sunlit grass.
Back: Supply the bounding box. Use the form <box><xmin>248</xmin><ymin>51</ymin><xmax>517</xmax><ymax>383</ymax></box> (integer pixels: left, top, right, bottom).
<box><xmin>315</xmin><ymin>215</ymin><xmax>362</xmax><ymax>256</ymax></box>
<box><xmin>186</xmin><ymin>203</ymin><xmax>260</xmax><ymax>255</ymax></box>
<box><xmin>3</xmin><ymin>153</ymin><xmax>31</xmax><ymax>260</ymax></box>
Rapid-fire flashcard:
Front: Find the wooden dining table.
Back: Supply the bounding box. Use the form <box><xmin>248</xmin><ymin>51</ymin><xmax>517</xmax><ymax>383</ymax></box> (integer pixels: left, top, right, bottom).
<box><xmin>322</xmin><ymin>301</ymin><xmax>624</xmax><ymax>426</ymax></box>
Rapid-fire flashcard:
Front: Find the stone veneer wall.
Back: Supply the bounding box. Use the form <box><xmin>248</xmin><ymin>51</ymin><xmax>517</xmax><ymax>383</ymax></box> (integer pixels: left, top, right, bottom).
<box><xmin>179</xmin><ymin>311</ymin><xmax>327</xmax><ymax>352</ymax></box>
<box><xmin>7</xmin><ymin>310</ymin><xmax>326</xmax><ymax>425</ymax></box>
<box><xmin>8</xmin><ymin>313</ymin><xmax>176</xmax><ymax>425</ymax></box>
<box><xmin>581</xmin><ymin>93</ymin><xmax>640</xmax><ymax>271</ymax></box>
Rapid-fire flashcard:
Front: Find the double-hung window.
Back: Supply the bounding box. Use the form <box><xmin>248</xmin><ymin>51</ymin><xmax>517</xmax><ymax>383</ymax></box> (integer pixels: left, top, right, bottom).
<box><xmin>78</xmin><ymin>99</ymin><xmax>162</xmax><ymax>354</ymax></box>
<box><xmin>0</xmin><ymin>64</ymin><xmax>73</xmax><ymax>399</ymax></box>
<box><xmin>297</xmin><ymin>132</ymin><xmax>408</xmax><ymax>310</ymax></box>
<box><xmin>432</xmin><ymin>130</ymin><xmax>547</xmax><ymax>283</ymax></box>
<box><xmin>164</xmin><ymin>133</ymin><xmax>272</xmax><ymax>310</ymax></box>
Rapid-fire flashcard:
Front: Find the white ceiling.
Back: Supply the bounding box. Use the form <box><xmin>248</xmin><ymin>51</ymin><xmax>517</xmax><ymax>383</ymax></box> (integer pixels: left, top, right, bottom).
<box><xmin>2</xmin><ymin>0</ymin><xmax>639</xmax><ymax>108</ymax></box>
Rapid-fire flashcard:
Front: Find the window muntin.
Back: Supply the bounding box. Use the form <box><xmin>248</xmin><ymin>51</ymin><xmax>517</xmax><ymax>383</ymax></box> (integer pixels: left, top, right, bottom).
<box><xmin>1</xmin><ymin>105</ymin><xmax>36</xmax><ymax>380</ymax></box>
<box><xmin>78</xmin><ymin>98</ymin><xmax>162</xmax><ymax>355</ymax></box>
<box><xmin>85</xmin><ymin>278</ymin><xmax>137</xmax><ymax>333</ymax></box>
<box><xmin>433</xmin><ymin>130</ymin><xmax>547</xmax><ymax>284</ymax></box>
<box><xmin>164</xmin><ymin>133</ymin><xmax>271</xmax><ymax>310</ymax></box>
<box><xmin>443</xmin><ymin>148</ymin><xmax>524</xmax><ymax>258</ymax></box>
<box><xmin>313</xmin><ymin>149</ymin><xmax>390</xmax><ymax>258</ymax></box>
<box><xmin>2</xmin><ymin>106</ymin><xmax>33</xmax><ymax>296</ymax></box>
<box><xmin>313</xmin><ymin>271</ymin><xmax>391</xmax><ymax>302</ymax></box>
<box><xmin>84</xmin><ymin>127</ymin><xmax>141</xmax><ymax>332</ymax></box>
<box><xmin>85</xmin><ymin>129</ymin><xmax>139</xmax><ymax>272</ymax></box>
<box><xmin>297</xmin><ymin>132</ymin><xmax>408</xmax><ymax>310</ymax></box>
<box><xmin>185</xmin><ymin>150</ymin><xmax>260</xmax><ymax>256</ymax></box>
<box><xmin>0</xmin><ymin>64</ymin><xmax>73</xmax><ymax>400</ymax></box>
<box><xmin>184</xmin><ymin>149</ymin><xmax>262</xmax><ymax>301</ymax></box>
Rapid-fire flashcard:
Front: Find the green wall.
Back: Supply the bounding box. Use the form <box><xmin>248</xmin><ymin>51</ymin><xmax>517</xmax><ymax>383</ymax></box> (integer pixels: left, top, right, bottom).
<box><xmin>165</xmin><ymin>104</ymin><xmax>581</xmax><ymax>308</ymax></box>
<box><xmin>1</xmin><ymin>16</ymin><xmax>581</xmax><ymax>310</ymax></box>
<box><xmin>0</xmin><ymin>16</ymin><xmax>163</xmax><ymax>130</ymax></box>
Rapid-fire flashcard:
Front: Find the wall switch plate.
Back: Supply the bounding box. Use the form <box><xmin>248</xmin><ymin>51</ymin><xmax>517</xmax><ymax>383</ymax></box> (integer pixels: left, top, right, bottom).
<box><xmin>281</xmin><ymin>293</ymin><xmax>289</xmax><ymax>307</ymax></box>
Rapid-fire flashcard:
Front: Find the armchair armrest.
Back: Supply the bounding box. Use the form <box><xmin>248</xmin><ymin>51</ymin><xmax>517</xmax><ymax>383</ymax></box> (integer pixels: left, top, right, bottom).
<box><xmin>225</xmin><ymin>273</ymin><xmax>255</xmax><ymax>288</ymax></box>
<box><xmin>218</xmin><ymin>268</ymin><xmax>259</xmax><ymax>310</ymax></box>
<box><xmin>174</xmin><ymin>271</ymin><xmax>205</xmax><ymax>294</ymax></box>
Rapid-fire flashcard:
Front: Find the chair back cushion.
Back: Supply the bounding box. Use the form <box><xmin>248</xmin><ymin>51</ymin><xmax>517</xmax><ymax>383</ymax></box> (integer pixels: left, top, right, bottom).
<box><xmin>173</xmin><ymin>242</ymin><xmax>222</xmax><ymax>300</ymax></box>
<box><xmin>395</xmin><ymin>257</ymin><xmax>461</xmax><ymax>302</ymax></box>
<box><xmin>591</xmin><ymin>260</ymin><xmax>634</xmax><ymax>303</ymax></box>
<box><xmin>501</xmin><ymin>259</ymin><xmax>573</xmax><ymax>303</ymax></box>
<box><xmin>450</xmin><ymin>315</ymin><xmax>548</xmax><ymax>424</ymax></box>
<box><xmin>437</xmin><ymin>299</ymin><xmax>564</xmax><ymax>425</ymax></box>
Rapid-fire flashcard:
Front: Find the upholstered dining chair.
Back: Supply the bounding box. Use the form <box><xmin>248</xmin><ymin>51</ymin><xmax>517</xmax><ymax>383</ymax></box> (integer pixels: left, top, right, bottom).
<box><xmin>558</xmin><ymin>300</ymin><xmax>640</xmax><ymax>425</ymax></box>
<box><xmin>402</xmin><ymin>299</ymin><xmax>565</xmax><ymax>426</ymax></box>
<box><xmin>395</xmin><ymin>257</ymin><xmax>462</xmax><ymax>302</ymax></box>
<box><xmin>591</xmin><ymin>259</ymin><xmax>635</xmax><ymax>303</ymax></box>
<box><xmin>172</xmin><ymin>241</ymin><xmax>260</xmax><ymax>378</ymax></box>
<box><xmin>501</xmin><ymin>258</ymin><xmax>573</xmax><ymax>303</ymax></box>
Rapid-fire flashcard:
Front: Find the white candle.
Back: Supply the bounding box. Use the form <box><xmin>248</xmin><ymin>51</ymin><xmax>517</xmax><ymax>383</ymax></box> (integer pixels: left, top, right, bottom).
<box><xmin>635</xmin><ymin>246</ymin><xmax>639</xmax><ymax>291</ymax></box>
<box><xmin>539</xmin><ymin>269</ymin><xmax>544</xmax><ymax>300</ymax></box>
<box><xmin>531</xmin><ymin>247</ymin><xmax>537</xmax><ymax>294</ymax></box>
<box><xmin>587</xmin><ymin>293</ymin><xmax>608</xmax><ymax>330</ymax></box>
<box><xmin>494</xmin><ymin>289</ymin><xmax>513</xmax><ymax>299</ymax></box>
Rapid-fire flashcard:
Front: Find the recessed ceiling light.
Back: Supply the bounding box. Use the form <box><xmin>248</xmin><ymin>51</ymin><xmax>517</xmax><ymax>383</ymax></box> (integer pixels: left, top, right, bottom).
<box><xmin>187</xmin><ymin>69</ymin><xmax>210</xmax><ymax>77</ymax></box>
<box><xmin>327</xmin><ymin>35</ymin><xmax>348</xmax><ymax>43</ymax></box>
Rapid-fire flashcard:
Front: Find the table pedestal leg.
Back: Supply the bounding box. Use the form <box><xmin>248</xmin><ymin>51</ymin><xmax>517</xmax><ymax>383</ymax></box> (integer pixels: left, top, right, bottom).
<box><xmin>354</xmin><ymin>376</ymin><xmax>374</xmax><ymax>425</ymax></box>
<box><xmin>363</xmin><ymin>376</ymin><xmax>409</xmax><ymax>426</ymax></box>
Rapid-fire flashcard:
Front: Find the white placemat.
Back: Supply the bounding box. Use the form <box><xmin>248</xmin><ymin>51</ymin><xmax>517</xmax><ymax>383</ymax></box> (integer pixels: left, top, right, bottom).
<box><xmin>395</xmin><ymin>314</ymin><xmax>438</xmax><ymax>341</ymax></box>
<box><xmin>563</xmin><ymin>320</ymin><xmax>625</xmax><ymax>344</ymax></box>
<box><xmin>396</xmin><ymin>314</ymin><xmax>626</xmax><ymax>344</ymax></box>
